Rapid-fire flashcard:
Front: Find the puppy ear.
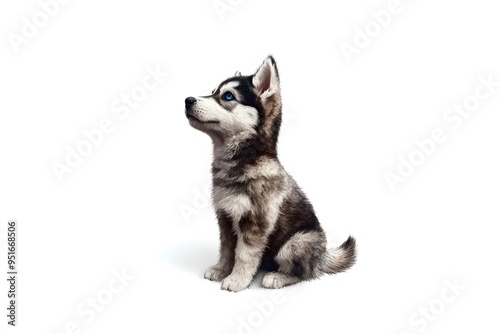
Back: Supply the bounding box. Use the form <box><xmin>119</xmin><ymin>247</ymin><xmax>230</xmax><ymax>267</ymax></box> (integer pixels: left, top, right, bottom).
<box><xmin>234</xmin><ymin>70</ymin><xmax>242</xmax><ymax>76</ymax></box>
<box><xmin>252</xmin><ymin>56</ymin><xmax>280</xmax><ymax>98</ymax></box>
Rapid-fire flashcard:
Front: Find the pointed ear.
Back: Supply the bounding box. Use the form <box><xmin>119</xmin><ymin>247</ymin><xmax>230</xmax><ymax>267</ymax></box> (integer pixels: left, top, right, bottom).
<box><xmin>234</xmin><ymin>70</ymin><xmax>242</xmax><ymax>76</ymax></box>
<box><xmin>252</xmin><ymin>56</ymin><xmax>280</xmax><ymax>98</ymax></box>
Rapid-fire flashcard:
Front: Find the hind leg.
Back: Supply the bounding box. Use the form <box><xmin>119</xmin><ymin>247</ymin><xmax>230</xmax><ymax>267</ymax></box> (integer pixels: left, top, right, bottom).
<box><xmin>261</xmin><ymin>230</ymin><xmax>327</xmax><ymax>289</ymax></box>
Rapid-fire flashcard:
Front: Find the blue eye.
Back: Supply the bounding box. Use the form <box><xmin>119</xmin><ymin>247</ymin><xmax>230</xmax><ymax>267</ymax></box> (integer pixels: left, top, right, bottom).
<box><xmin>223</xmin><ymin>92</ymin><xmax>235</xmax><ymax>101</ymax></box>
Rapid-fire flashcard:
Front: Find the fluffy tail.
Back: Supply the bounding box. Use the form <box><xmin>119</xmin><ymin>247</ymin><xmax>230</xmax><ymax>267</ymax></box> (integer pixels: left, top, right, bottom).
<box><xmin>322</xmin><ymin>235</ymin><xmax>357</xmax><ymax>274</ymax></box>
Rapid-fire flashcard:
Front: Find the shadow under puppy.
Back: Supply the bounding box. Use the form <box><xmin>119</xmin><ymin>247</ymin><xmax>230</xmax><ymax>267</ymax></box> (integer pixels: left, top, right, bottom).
<box><xmin>185</xmin><ymin>56</ymin><xmax>356</xmax><ymax>292</ymax></box>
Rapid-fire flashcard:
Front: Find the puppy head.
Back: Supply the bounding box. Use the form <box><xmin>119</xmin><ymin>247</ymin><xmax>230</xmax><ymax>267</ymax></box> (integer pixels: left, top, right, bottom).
<box><xmin>185</xmin><ymin>56</ymin><xmax>281</xmax><ymax>146</ymax></box>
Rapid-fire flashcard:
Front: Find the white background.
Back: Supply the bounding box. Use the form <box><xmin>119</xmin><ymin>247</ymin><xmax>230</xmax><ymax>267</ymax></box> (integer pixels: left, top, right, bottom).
<box><xmin>1</xmin><ymin>0</ymin><xmax>499</xmax><ymax>333</ymax></box>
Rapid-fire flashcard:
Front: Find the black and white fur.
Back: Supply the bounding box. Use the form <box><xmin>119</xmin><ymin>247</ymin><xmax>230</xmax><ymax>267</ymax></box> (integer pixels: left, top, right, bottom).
<box><xmin>185</xmin><ymin>56</ymin><xmax>356</xmax><ymax>292</ymax></box>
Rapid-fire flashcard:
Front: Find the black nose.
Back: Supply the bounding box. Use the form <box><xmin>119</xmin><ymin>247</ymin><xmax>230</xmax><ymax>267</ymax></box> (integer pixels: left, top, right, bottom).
<box><xmin>185</xmin><ymin>96</ymin><xmax>197</xmax><ymax>109</ymax></box>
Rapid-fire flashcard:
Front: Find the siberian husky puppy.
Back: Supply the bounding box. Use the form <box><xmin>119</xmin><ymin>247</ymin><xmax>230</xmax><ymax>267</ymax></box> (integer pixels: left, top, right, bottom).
<box><xmin>185</xmin><ymin>56</ymin><xmax>356</xmax><ymax>292</ymax></box>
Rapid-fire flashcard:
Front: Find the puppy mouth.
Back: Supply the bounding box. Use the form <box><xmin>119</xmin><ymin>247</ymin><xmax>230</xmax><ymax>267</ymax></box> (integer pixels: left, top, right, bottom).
<box><xmin>186</xmin><ymin>113</ymin><xmax>219</xmax><ymax>124</ymax></box>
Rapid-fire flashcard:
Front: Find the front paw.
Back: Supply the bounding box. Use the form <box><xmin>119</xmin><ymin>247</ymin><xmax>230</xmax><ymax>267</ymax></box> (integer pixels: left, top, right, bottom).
<box><xmin>221</xmin><ymin>275</ymin><xmax>251</xmax><ymax>292</ymax></box>
<box><xmin>204</xmin><ymin>265</ymin><xmax>231</xmax><ymax>282</ymax></box>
